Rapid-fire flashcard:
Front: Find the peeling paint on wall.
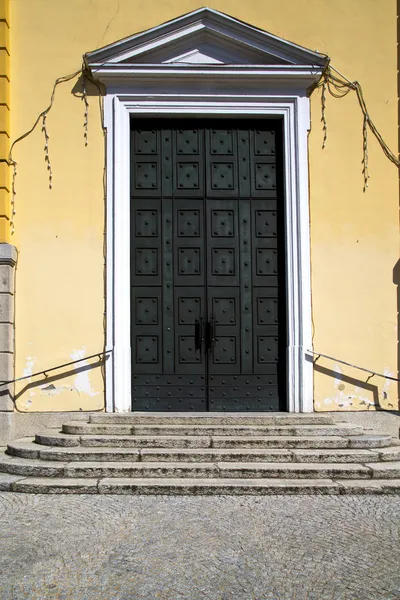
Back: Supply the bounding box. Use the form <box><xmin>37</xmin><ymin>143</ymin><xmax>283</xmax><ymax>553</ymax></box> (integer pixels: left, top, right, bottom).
<box><xmin>314</xmin><ymin>362</ymin><xmax>384</xmax><ymax>411</ymax></box>
<box><xmin>70</xmin><ymin>348</ymin><xmax>99</xmax><ymax>397</ymax></box>
<box><xmin>23</xmin><ymin>356</ymin><xmax>35</xmax><ymax>378</ymax></box>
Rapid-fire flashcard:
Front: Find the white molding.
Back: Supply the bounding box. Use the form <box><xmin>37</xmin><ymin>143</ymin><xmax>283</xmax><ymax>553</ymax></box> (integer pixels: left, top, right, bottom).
<box><xmin>86</xmin><ymin>8</ymin><xmax>328</xmax><ymax>68</ymax></box>
<box><xmin>98</xmin><ymin>9</ymin><xmax>319</xmax><ymax>413</ymax></box>
<box><xmin>104</xmin><ymin>92</ymin><xmax>314</xmax><ymax>413</ymax></box>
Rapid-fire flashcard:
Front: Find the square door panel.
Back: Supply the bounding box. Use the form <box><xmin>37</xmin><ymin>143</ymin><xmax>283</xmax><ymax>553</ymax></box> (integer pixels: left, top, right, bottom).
<box><xmin>209</xmin><ymin>129</ymin><xmax>234</xmax><ymax>155</ymax></box>
<box><xmin>211</xmin><ymin>210</ymin><xmax>234</xmax><ymax>237</ymax></box>
<box><xmin>211</xmin><ymin>248</ymin><xmax>236</xmax><ymax>276</ymax></box>
<box><xmin>255</xmin><ymin>210</ymin><xmax>277</xmax><ymax>238</ymax></box>
<box><xmin>178</xmin><ymin>296</ymin><xmax>202</xmax><ymax>325</ymax></box>
<box><xmin>177</xmin><ymin>210</ymin><xmax>201</xmax><ymax>237</ymax></box>
<box><xmin>177</xmin><ymin>129</ymin><xmax>200</xmax><ymax>155</ymax></box>
<box><xmin>207</xmin><ymin>161</ymin><xmax>238</xmax><ymax>197</ymax></box>
<box><xmin>211</xmin><ymin>162</ymin><xmax>234</xmax><ymax>190</ymax></box>
<box><xmin>135</xmin><ymin>248</ymin><xmax>159</xmax><ymax>276</ymax></box>
<box><xmin>254</xmin><ymin>163</ymin><xmax>276</xmax><ymax>190</ymax></box>
<box><xmin>179</xmin><ymin>336</ymin><xmax>201</xmax><ymax>364</ymax></box>
<box><xmin>177</xmin><ymin>162</ymin><xmax>200</xmax><ymax>190</ymax></box>
<box><xmin>256</xmin><ymin>296</ymin><xmax>279</xmax><ymax>325</ymax></box>
<box><xmin>136</xmin><ymin>335</ymin><xmax>159</xmax><ymax>364</ymax></box>
<box><xmin>213</xmin><ymin>336</ymin><xmax>237</xmax><ymax>364</ymax></box>
<box><xmin>254</xmin><ymin>129</ymin><xmax>276</xmax><ymax>156</ymax></box>
<box><xmin>212</xmin><ymin>297</ymin><xmax>236</xmax><ymax>325</ymax></box>
<box><xmin>134</xmin><ymin>162</ymin><xmax>160</xmax><ymax>191</ymax></box>
<box><xmin>256</xmin><ymin>335</ymin><xmax>279</xmax><ymax>364</ymax></box>
<box><xmin>178</xmin><ymin>247</ymin><xmax>201</xmax><ymax>276</ymax></box>
<box><xmin>133</xmin><ymin>129</ymin><xmax>158</xmax><ymax>155</ymax></box>
<box><xmin>135</xmin><ymin>209</ymin><xmax>159</xmax><ymax>237</ymax></box>
<box><xmin>135</xmin><ymin>296</ymin><xmax>159</xmax><ymax>325</ymax></box>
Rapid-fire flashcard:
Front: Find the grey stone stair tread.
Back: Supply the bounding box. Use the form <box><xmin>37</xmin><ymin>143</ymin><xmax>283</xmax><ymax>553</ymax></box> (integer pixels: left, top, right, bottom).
<box><xmin>365</xmin><ymin>461</ymin><xmax>400</xmax><ymax>478</ymax></box>
<box><xmin>212</xmin><ymin>435</ymin><xmax>392</xmax><ymax>449</ymax></box>
<box><xmin>98</xmin><ymin>477</ymin><xmax>340</xmax><ymax>494</ymax></box>
<box><xmin>131</xmin><ymin>424</ymin><xmax>364</xmax><ymax>436</ymax></box>
<box><xmin>11</xmin><ymin>439</ymin><xmax>398</xmax><ymax>465</ymax></box>
<box><xmin>33</xmin><ymin>431</ymin><xmax>393</xmax><ymax>451</ymax></box>
<box><xmin>347</xmin><ymin>435</ymin><xmax>393</xmax><ymax>448</ymax></box>
<box><xmin>337</xmin><ymin>479</ymin><xmax>400</xmax><ymax>493</ymax></box>
<box><xmin>35</xmin><ymin>431</ymin><xmax>214</xmax><ymax>448</ymax></box>
<box><xmin>12</xmin><ymin>478</ymin><xmax>99</xmax><ymax>494</ymax></box>
<box><xmin>6</xmin><ymin>476</ymin><xmax>400</xmax><ymax>495</ymax></box>
<box><xmin>0</xmin><ymin>473</ymin><xmax>25</xmax><ymax>491</ymax></box>
<box><xmin>62</xmin><ymin>422</ymin><xmax>133</xmax><ymax>435</ymax></box>
<box><xmin>0</xmin><ymin>454</ymin><xmax>68</xmax><ymax>476</ymax></box>
<box><xmin>216</xmin><ymin>462</ymin><xmax>372</xmax><ymax>478</ymax></box>
<box><xmin>140</xmin><ymin>448</ymin><xmax>292</xmax><ymax>462</ymax></box>
<box><xmin>290</xmin><ymin>449</ymin><xmax>381</xmax><ymax>463</ymax></box>
<box><xmin>1</xmin><ymin>452</ymin><xmax>384</xmax><ymax>479</ymax></box>
<box><xmin>376</xmin><ymin>447</ymin><xmax>400</xmax><ymax>461</ymax></box>
<box><xmin>35</xmin><ymin>431</ymin><xmax>80</xmax><ymax>447</ymax></box>
<box><xmin>29</xmin><ymin>433</ymin><xmax>397</xmax><ymax>451</ymax></box>
<box><xmin>65</xmin><ymin>462</ymin><xmax>219</xmax><ymax>478</ymax></box>
<box><xmin>7</xmin><ymin>440</ymin><xmax>141</xmax><ymax>462</ymax></box>
<box><xmin>7</xmin><ymin>438</ymin><xmax>400</xmax><ymax>465</ymax></box>
<box><xmin>81</xmin><ymin>435</ymin><xmax>212</xmax><ymax>448</ymax></box>
<box><xmin>62</xmin><ymin>421</ymin><xmax>364</xmax><ymax>437</ymax></box>
<box><xmin>90</xmin><ymin>413</ymin><xmax>338</xmax><ymax>426</ymax></box>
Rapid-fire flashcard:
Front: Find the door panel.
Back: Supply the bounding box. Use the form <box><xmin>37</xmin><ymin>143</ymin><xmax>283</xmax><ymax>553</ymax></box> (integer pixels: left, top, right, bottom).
<box><xmin>206</xmin><ymin>199</ymin><xmax>239</xmax><ymax>287</ymax></box>
<box><xmin>131</xmin><ymin>119</ymin><xmax>285</xmax><ymax>411</ymax></box>
<box><xmin>174</xmin><ymin>287</ymin><xmax>206</xmax><ymax>375</ymax></box>
<box><xmin>207</xmin><ymin>286</ymin><xmax>240</xmax><ymax>376</ymax></box>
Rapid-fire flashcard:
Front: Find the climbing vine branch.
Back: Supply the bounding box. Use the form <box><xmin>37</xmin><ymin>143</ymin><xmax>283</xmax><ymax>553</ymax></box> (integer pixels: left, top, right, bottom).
<box><xmin>7</xmin><ymin>67</ymin><xmax>88</xmax><ymax>233</ymax></box>
<box><xmin>318</xmin><ymin>65</ymin><xmax>399</xmax><ymax>191</ymax></box>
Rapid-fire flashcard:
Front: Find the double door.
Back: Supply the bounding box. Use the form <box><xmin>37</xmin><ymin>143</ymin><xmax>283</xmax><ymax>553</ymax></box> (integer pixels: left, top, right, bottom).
<box><xmin>130</xmin><ymin>119</ymin><xmax>286</xmax><ymax>411</ymax></box>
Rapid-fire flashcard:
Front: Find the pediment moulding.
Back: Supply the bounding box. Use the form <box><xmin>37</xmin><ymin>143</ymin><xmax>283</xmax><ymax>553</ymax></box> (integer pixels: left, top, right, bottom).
<box><xmin>85</xmin><ymin>8</ymin><xmax>329</xmax><ymax>88</ymax></box>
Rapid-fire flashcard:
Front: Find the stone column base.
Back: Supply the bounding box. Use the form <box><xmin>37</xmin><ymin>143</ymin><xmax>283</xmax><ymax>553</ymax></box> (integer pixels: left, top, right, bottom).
<box><xmin>0</xmin><ymin>244</ymin><xmax>17</xmax><ymax>418</ymax></box>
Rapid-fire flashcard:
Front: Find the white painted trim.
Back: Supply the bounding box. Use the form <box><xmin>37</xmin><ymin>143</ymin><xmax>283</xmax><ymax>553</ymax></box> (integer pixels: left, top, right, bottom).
<box><xmin>104</xmin><ymin>89</ymin><xmax>314</xmax><ymax>413</ymax></box>
<box><xmin>86</xmin><ymin>7</ymin><xmax>328</xmax><ymax>68</ymax></box>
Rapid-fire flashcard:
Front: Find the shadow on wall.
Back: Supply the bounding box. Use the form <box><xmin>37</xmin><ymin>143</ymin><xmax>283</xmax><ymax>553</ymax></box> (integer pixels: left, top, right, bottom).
<box><xmin>394</xmin><ymin>259</ymin><xmax>400</xmax><ymax>409</ymax></box>
<box><xmin>4</xmin><ymin>355</ymin><xmax>109</xmax><ymax>412</ymax></box>
<box><xmin>307</xmin><ymin>355</ymin><xmax>383</xmax><ymax>410</ymax></box>
<box><xmin>71</xmin><ymin>73</ymin><xmax>105</xmax><ymax>100</ymax></box>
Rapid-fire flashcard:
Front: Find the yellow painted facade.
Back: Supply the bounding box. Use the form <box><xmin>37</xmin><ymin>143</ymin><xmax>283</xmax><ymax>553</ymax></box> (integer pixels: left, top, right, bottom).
<box><xmin>0</xmin><ymin>0</ymin><xmax>10</xmax><ymax>241</ymax></box>
<box><xmin>7</xmin><ymin>0</ymin><xmax>399</xmax><ymax>412</ymax></box>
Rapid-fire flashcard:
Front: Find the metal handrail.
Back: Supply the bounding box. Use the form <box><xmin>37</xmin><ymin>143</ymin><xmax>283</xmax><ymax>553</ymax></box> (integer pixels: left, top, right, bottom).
<box><xmin>0</xmin><ymin>350</ymin><xmax>112</xmax><ymax>386</ymax></box>
<box><xmin>306</xmin><ymin>349</ymin><xmax>400</xmax><ymax>383</ymax></box>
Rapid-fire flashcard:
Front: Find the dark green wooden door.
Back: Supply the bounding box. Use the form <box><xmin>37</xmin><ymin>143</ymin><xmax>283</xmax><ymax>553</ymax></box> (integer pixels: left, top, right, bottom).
<box><xmin>130</xmin><ymin>119</ymin><xmax>285</xmax><ymax>411</ymax></box>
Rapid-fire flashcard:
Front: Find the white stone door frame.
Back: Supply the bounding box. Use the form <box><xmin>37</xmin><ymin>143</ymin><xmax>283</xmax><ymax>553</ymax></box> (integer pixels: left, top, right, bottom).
<box><xmin>103</xmin><ymin>90</ymin><xmax>314</xmax><ymax>413</ymax></box>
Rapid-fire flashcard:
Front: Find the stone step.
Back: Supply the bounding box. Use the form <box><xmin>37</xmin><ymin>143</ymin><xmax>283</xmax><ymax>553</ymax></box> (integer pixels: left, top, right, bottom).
<box><xmin>7</xmin><ymin>440</ymin><xmax>140</xmax><ymax>462</ymax></box>
<box><xmin>212</xmin><ymin>434</ymin><xmax>393</xmax><ymax>449</ymax></box>
<box><xmin>35</xmin><ymin>430</ymin><xmax>394</xmax><ymax>450</ymax></box>
<box><xmin>10</xmin><ymin>439</ymin><xmax>400</xmax><ymax>463</ymax></box>
<box><xmin>3</xmin><ymin>450</ymin><xmax>400</xmax><ymax>479</ymax></box>
<box><xmin>89</xmin><ymin>413</ymin><xmax>338</xmax><ymax>426</ymax></box>
<box><xmin>97</xmin><ymin>477</ymin><xmax>400</xmax><ymax>495</ymax></box>
<box><xmin>1</xmin><ymin>476</ymin><xmax>400</xmax><ymax>495</ymax></box>
<box><xmin>61</xmin><ymin>421</ymin><xmax>364</xmax><ymax>437</ymax></box>
<box><xmin>36</xmin><ymin>431</ymin><xmax>212</xmax><ymax>448</ymax></box>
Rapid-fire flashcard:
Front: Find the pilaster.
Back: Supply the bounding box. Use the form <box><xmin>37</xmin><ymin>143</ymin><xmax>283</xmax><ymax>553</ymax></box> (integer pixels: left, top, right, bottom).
<box><xmin>0</xmin><ymin>0</ymin><xmax>10</xmax><ymax>242</ymax></box>
<box><xmin>0</xmin><ymin>243</ymin><xmax>16</xmax><ymax>411</ymax></box>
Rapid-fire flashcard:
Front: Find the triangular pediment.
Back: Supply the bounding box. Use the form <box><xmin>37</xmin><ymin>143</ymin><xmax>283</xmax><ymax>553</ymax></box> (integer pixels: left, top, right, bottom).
<box><xmin>86</xmin><ymin>8</ymin><xmax>328</xmax><ymax>67</ymax></box>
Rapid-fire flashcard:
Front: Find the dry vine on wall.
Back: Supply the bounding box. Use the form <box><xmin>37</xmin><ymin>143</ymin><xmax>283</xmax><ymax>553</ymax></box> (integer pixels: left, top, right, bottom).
<box><xmin>5</xmin><ymin>62</ymin><xmax>400</xmax><ymax>234</ymax></box>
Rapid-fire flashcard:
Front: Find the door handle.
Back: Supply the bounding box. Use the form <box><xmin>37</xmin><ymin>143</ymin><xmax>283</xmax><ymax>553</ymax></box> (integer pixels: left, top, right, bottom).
<box><xmin>207</xmin><ymin>316</ymin><xmax>215</xmax><ymax>353</ymax></box>
<box><xmin>195</xmin><ymin>317</ymin><xmax>204</xmax><ymax>352</ymax></box>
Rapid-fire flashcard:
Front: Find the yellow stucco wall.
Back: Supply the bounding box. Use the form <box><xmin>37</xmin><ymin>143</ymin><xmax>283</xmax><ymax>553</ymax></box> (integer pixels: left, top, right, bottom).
<box><xmin>9</xmin><ymin>0</ymin><xmax>399</xmax><ymax>411</ymax></box>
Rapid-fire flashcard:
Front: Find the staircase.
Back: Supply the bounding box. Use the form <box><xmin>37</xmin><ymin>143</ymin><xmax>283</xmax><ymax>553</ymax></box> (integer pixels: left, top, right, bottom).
<box><xmin>0</xmin><ymin>413</ymin><xmax>400</xmax><ymax>494</ymax></box>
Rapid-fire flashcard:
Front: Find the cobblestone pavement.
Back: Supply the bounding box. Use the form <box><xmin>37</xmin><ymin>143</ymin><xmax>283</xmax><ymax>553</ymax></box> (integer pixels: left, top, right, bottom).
<box><xmin>0</xmin><ymin>494</ymin><xmax>399</xmax><ymax>600</ymax></box>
